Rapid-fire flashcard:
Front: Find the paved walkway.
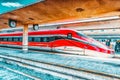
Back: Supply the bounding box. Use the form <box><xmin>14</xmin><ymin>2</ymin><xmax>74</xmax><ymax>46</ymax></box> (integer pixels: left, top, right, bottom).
<box><xmin>115</xmin><ymin>52</ymin><xmax>120</xmax><ymax>58</ymax></box>
<box><xmin>0</xmin><ymin>47</ymin><xmax>120</xmax><ymax>76</ymax></box>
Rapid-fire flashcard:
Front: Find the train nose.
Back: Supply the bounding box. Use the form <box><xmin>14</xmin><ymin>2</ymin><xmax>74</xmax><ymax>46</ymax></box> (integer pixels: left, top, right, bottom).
<box><xmin>108</xmin><ymin>50</ymin><xmax>115</xmax><ymax>57</ymax></box>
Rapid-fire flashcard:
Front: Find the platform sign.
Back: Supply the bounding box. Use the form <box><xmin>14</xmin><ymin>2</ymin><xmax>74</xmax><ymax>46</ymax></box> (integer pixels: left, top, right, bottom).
<box><xmin>0</xmin><ymin>0</ymin><xmax>44</xmax><ymax>14</ymax></box>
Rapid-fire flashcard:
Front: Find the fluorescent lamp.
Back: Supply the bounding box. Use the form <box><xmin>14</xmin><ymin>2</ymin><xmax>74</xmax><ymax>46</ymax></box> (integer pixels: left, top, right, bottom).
<box><xmin>39</xmin><ymin>15</ymin><xmax>120</xmax><ymax>26</ymax></box>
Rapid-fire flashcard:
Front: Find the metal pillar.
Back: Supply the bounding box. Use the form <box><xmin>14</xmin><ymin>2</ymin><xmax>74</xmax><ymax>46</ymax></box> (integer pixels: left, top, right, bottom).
<box><xmin>22</xmin><ymin>24</ymin><xmax>28</xmax><ymax>52</ymax></box>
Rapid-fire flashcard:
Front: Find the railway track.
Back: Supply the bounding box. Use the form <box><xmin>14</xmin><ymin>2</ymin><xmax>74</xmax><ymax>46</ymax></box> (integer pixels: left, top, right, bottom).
<box><xmin>0</xmin><ymin>54</ymin><xmax>90</xmax><ymax>80</ymax></box>
<box><xmin>0</xmin><ymin>53</ymin><xmax>120</xmax><ymax>80</ymax></box>
<box><xmin>0</xmin><ymin>65</ymin><xmax>41</xmax><ymax>80</ymax></box>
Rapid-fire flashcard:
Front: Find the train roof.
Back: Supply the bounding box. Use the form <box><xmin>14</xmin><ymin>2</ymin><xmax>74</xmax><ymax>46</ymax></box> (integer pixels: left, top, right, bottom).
<box><xmin>0</xmin><ymin>29</ymin><xmax>76</xmax><ymax>36</ymax></box>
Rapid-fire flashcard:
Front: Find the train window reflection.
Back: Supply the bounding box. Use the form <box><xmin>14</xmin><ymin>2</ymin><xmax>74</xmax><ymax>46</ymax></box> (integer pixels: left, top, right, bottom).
<box><xmin>13</xmin><ymin>38</ymin><xmax>18</xmax><ymax>41</ymax></box>
<box><xmin>4</xmin><ymin>38</ymin><xmax>7</xmax><ymax>41</ymax></box>
<box><xmin>29</xmin><ymin>37</ymin><xmax>32</xmax><ymax>42</ymax></box>
<box><xmin>43</xmin><ymin>37</ymin><xmax>47</xmax><ymax>42</ymax></box>
<box><xmin>49</xmin><ymin>37</ymin><xmax>55</xmax><ymax>41</ymax></box>
<box><xmin>55</xmin><ymin>36</ymin><xmax>63</xmax><ymax>40</ymax></box>
<box><xmin>19</xmin><ymin>37</ymin><xmax>22</xmax><ymax>42</ymax></box>
<box><xmin>34</xmin><ymin>37</ymin><xmax>41</xmax><ymax>42</ymax></box>
<box><xmin>8</xmin><ymin>38</ymin><xmax>12</xmax><ymax>41</ymax></box>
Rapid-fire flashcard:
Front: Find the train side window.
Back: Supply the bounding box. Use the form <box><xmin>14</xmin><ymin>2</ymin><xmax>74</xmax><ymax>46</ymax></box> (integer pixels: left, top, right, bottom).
<box><xmin>55</xmin><ymin>36</ymin><xmax>63</xmax><ymax>40</ymax></box>
<box><xmin>17</xmin><ymin>37</ymin><xmax>21</xmax><ymax>42</ymax></box>
<box><xmin>16</xmin><ymin>38</ymin><xmax>19</xmax><ymax>41</ymax></box>
<box><xmin>38</xmin><ymin>37</ymin><xmax>41</xmax><ymax>42</ymax></box>
<box><xmin>6</xmin><ymin>38</ymin><xmax>8</xmax><ymax>41</ymax></box>
<box><xmin>32</xmin><ymin>37</ymin><xmax>35</xmax><ymax>42</ymax></box>
<box><xmin>2</xmin><ymin>38</ymin><xmax>4</xmax><ymax>41</ymax></box>
<box><xmin>17</xmin><ymin>38</ymin><xmax>19</xmax><ymax>41</ymax></box>
<box><xmin>0</xmin><ymin>38</ymin><xmax>2</xmax><ymax>41</ymax></box>
<box><xmin>46</xmin><ymin>37</ymin><xmax>49</xmax><ymax>42</ymax></box>
<box><xmin>49</xmin><ymin>37</ymin><xmax>55</xmax><ymax>42</ymax></box>
<box><xmin>13</xmin><ymin>37</ymin><xmax>18</xmax><ymax>42</ymax></box>
<box><xmin>3</xmin><ymin>38</ymin><xmax>5</xmax><ymax>41</ymax></box>
<box><xmin>34</xmin><ymin>37</ymin><xmax>37</xmax><ymax>42</ymax></box>
<box><xmin>19</xmin><ymin>37</ymin><xmax>22</xmax><ymax>42</ymax></box>
<box><xmin>15</xmin><ymin>38</ymin><xmax>18</xmax><ymax>41</ymax></box>
<box><xmin>3</xmin><ymin>38</ymin><xmax>7</xmax><ymax>41</ymax></box>
<box><xmin>29</xmin><ymin>37</ymin><xmax>32</xmax><ymax>42</ymax></box>
<box><xmin>1</xmin><ymin>38</ymin><xmax>3</xmax><ymax>41</ymax></box>
<box><xmin>34</xmin><ymin>37</ymin><xmax>41</xmax><ymax>42</ymax></box>
<box><xmin>40</xmin><ymin>37</ymin><xmax>48</xmax><ymax>42</ymax></box>
<box><xmin>11</xmin><ymin>38</ymin><xmax>13</xmax><ymax>41</ymax></box>
<box><xmin>29</xmin><ymin>37</ymin><xmax>36</xmax><ymax>42</ymax></box>
<box><xmin>67</xmin><ymin>33</ymin><xmax>72</xmax><ymax>39</ymax></box>
<box><xmin>14</xmin><ymin>38</ymin><xmax>18</xmax><ymax>41</ymax></box>
<box><xmin>41</xmin><ymin>37</ymin><xmax>43</xmax><ymax>42</ymax></box>
<box><xmin>7</xmin><ymin>38</ymin><xmax>9</xmax><ymax>41</ymax></box>
<box><xmin>8</xmin><ymin>37</ymin><xmax>12</xmax><ymax>41</ymax></box>
<box><xmin>12</xmin><ymin>38</ymin><xmax>15</xmax><ymax>41</ymax></box>
<box><xmin>43</xmin><ymin>37</ymin><xmax>47</xmax><ymax>42</ymax></box>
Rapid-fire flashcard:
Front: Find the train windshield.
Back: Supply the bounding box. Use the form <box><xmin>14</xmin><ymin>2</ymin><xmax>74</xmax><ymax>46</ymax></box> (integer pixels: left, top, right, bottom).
<box><xmin>76</xmin><ymin>32</ymin><xmax>90</xmax><ymax>38</ymax></box>
<box><xmin>91</xmin><ymin>41</ymin><xmax>108</xmax><ymax>49</ymax></box>
<box><xmin>76</xmin><ymin>31</ymin><xmax>108</xmax><ymax>49</ymax></box>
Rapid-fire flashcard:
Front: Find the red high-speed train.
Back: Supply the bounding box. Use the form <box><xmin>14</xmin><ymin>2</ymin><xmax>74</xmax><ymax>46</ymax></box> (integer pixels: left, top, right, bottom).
<box><xmin>0</xmin><ymin>29</ymin><xmax>114</xmax><ymax>57</ymax></box>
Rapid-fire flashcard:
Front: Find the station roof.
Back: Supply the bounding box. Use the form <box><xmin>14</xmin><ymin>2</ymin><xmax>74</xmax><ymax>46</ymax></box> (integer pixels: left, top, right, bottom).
<box><xmin>0</xmin><ymin>0</ymin><xmax>120</xmax><ymax>29</ymax></box>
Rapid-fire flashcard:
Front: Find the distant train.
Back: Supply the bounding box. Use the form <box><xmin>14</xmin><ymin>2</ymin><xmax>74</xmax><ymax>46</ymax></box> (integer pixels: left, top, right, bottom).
<box><xmin>0</xmin><ymin>29</ymin><xmax>114</xmax><ymax>57</ymax></box>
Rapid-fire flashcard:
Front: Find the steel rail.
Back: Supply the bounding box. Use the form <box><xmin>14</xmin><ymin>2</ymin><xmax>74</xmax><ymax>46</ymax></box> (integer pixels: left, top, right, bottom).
<box><xmin>0</xmin><ymin>54</ymin><xmax>120</xmax><ymax>80</ymax></box>
<box><xmin>0</xmin><ymin>65</ymin><xmax>41</xmax><ymax>80</ymax></box>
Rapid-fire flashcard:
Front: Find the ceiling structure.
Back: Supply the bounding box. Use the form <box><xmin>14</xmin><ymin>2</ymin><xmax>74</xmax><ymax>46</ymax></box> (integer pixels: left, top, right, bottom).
<box><xmin>0</xmin><ymin>0</ymin><xmax>120</xmax><ymax>29</ymax></box>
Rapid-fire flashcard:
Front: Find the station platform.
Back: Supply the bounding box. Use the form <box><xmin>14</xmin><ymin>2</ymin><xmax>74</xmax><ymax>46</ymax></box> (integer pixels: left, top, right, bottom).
<box><xmin>0</xmin><ymin>48</ymin><xmax>120</xmax><ymax>73</ymax></box>
<box><xmin>115</xmin><ymin>52</ymin><xmax>120</xmax><ymax>58</ymax></box>
<box><xmin>0</xmin><ymin>47</ymin><xmax>120</xmax><ymax>79</ymax></box>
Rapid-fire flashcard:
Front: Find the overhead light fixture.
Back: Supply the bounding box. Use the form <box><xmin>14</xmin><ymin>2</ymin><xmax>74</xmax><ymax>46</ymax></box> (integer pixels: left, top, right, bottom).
<box><xmin>39</xmin><ymin>15</ymin><xmax>120</xmax><ymax>26</ymax></box>
<box><xmin>29</xmin><ymin>18</ymin><xmax>34</xmax><ymax>20</ymax></box>
<box><xmin>76</xmin><ymin>8</ymin><xmax>84</xmax><ymax>12</ymax></box>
